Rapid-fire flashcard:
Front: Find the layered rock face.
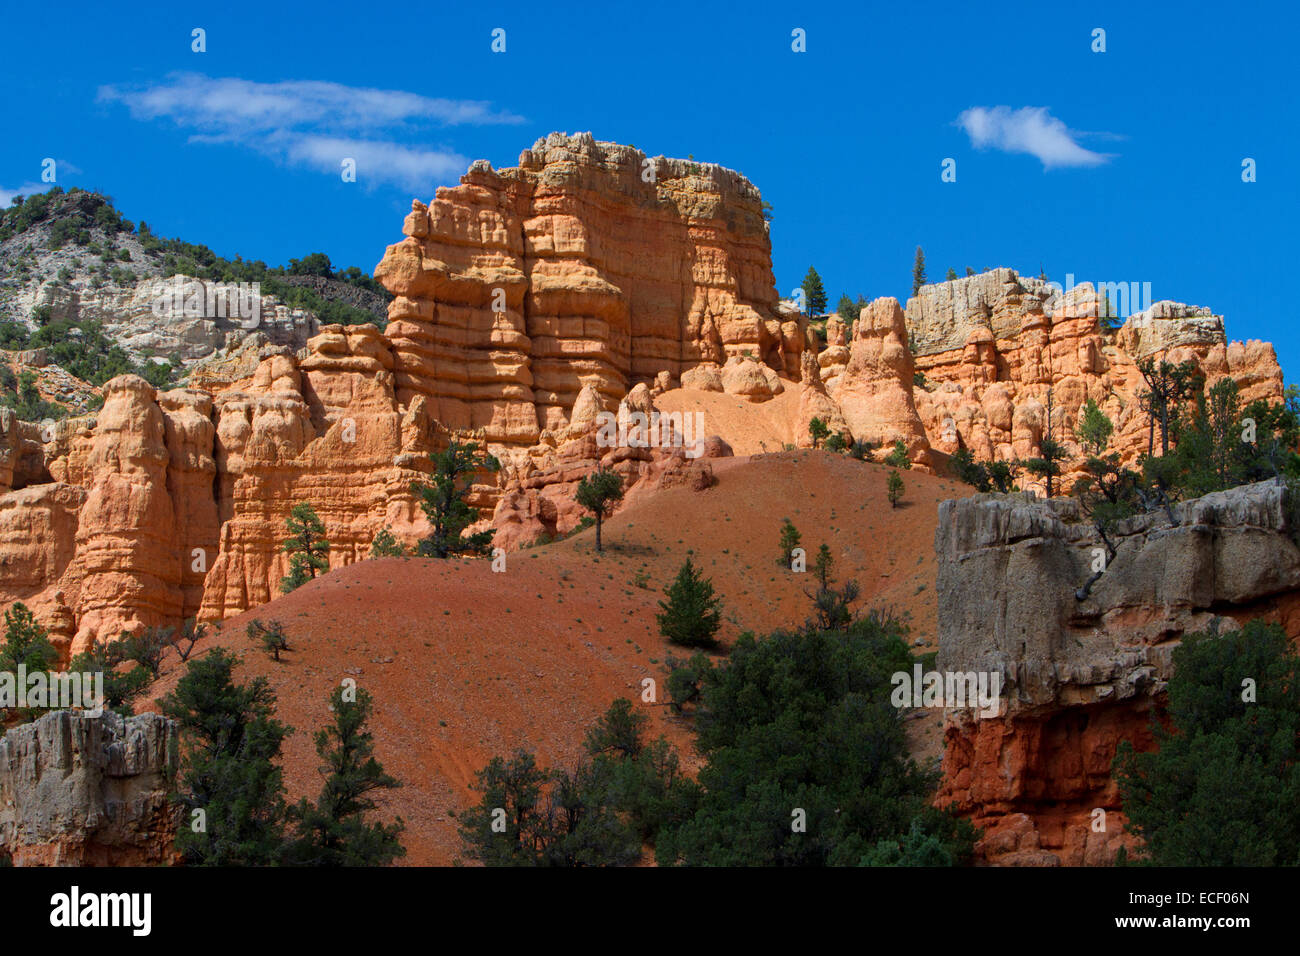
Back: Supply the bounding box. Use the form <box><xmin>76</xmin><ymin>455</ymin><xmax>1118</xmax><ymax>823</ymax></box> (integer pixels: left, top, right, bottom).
<box><xmin>375</xmin><ymin>132</ymin><xmax>800</xmax><ymax>445</ymax></box>
<box><xmin>0</xmin><ymin>710</ymin><xmax>179</xmax><ymax>866</ymax></box>
<box><xmin>906</xmin><ymin>269</ymin><xmax>1283</xmax><ymax>475</ymax></box>
<box><xmin>935</xmin><ymin>481</ymin><xmax>1300</xmax><ymax>864</ymax></box>
<box><xmin>0</xmin><ymin>140</ymin><xmax>1289</xmax><ymax>665</ymax></box>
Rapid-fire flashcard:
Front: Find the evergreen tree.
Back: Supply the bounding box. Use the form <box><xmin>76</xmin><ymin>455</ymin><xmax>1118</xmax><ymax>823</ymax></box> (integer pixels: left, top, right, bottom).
<box><xmin>457</xmin><ymin>699</ymin><xmax>696</xmax><ymax>866</ymax></box>
<box><xmin>458</xmin><ymin>750</ymin><xmax>551</xmax><ymax>865</ymax></box>
<box><xmin>1075</xmin><ymin>398</ymin><xmax>1114</xmax><ymax>455</ymax></box>
<box><xmin>280</xmin><ymin>503</ymin><xmax>330</xmax><ymax>593</ymax></box>
<box><xmin>411</xmin><ymin>442</ymin><xmax>500</xmax><ymax>558</ymax></box>
<box><xmin>949</xmin><ymin>447</ymin><xmax>991</xmax><ymax>492</ymax></box>
<box><xmin>801</xmin><ymin>266</ymin><xmax>827</xmax><ymax>316</ymax></box>
<box><xmin>1136</xmin><ymin>358</ymin><xmax>1199</xmax><ymax>457</ymax></box>
<box><xmin>284</xmin><ymin>686</ymin><xmax>406</xmax><ymax>866</ymax></box>
<box><xmin>369</xmin><ymin>528</ymin><xmax>406</xmax><ymax>558</ymax></box>
<box><xmin>887</xmin><ymin>469</ymin><xmax>904</xmax><ymax>508</ymax></box>
<box><xmin>806</xmin><ymin>544</ymin><xmax>860</xmax><ymax>630</ymax></box>
<box><xmin>911</xmin><ymin>246</ymin><xmax>927</xmax><ymax>297</ymax></box>
<box><xmin>808</xmin><ymin>416</ymin><xmax>829</xmax><ymax>448</ymax></box>
<box><xmin>656</xmin><ymin>558</ymin><xmax>723</xmax><ymax>649</ymax></box>
<box><xmin>812</xmin><ymin>543</ymin><xmax>835</xmax><ymax>589</ymax></box>
<box><xmin>162</xmin><ymin>649</ymin><xmax>291</xmax><ymax>866</ymax></box>
<box><xmin>945</xmin><ymin>268</ymin><xmax>957</xmax><ymax>281</ymax></box>
<box><xmin>986</xmin><ymin>459</ymin><xmax>1019</xmax><ymax>493</ymax></box>
<box><xmin>0</xmin><ymin>603</ymin><xmax>59</xmax><ymax>722</ymax></box>
<box><xmin>1116</xmin><ymin>620</ymin><xmax>1300</xmax><ymax>865</ymax></box>
<box><xmin>665</xmin><ymin>653</ymin><xmax>712</xmax><ymax>715</ymax></box>
<box><xmin>0</xmin><ymin>603</ymin><xmax>57</xmax><ymax>676</ymax></box>
<box><xmin>68</xmin><ymin>637</ymin><xmax>154</xmax><ymax>716</ymax></box>
<box><xmin>1023</xmin><ymin>389</ymin><xmax>1068</xmax><ymax>497</ymax></box>
<box><xmin>884</xmin><ymin>439</ymin><xmax>912</xmax><ymax>469</ymax></box>
<box><xmin>778</xmin><ymin>518</ymin><xmax>802</xmax><ymax>568</ymax></box>
<box><xmin>655</xmin><ymin>620</ymin><xmax>975</xmax><ymax>865</ymax></box>
<box><xmin>835</xmin><ymin>294</ymin><xmax>860</xmax><ymax>323</ymax></box>
<box><xmin>574</xmin><ymin>467</ymin><xmax>624</xmax><ymax>552</ymax></box>
<box><xmin>1024</xmin><ymin>437</ymin><xmax>1067</xmax><ymax>498</ymax></box>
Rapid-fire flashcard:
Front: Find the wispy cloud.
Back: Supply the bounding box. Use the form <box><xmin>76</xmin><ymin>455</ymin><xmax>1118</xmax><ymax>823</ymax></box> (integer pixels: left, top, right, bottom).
<box><xmin>0</xmin><ymin>182</ymin><xmax>47</xmax><ymax>207</ymax></box>
<box><xmin>97</xmin><ymin>73</ymin><xmax>524</xmax><ymax>191</ymax></box>
<box><xmin>956</xmin><ymin>106</ymin><xmax>1114</xmax><ymax>169</ymax></box>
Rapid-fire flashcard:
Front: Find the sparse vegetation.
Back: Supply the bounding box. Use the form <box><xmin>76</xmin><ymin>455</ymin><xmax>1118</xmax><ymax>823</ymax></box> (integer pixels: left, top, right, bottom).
<box><xmin>247</xmin><ymin>619</ymin><xmax>290</xmax><ymax>662</ymax></box>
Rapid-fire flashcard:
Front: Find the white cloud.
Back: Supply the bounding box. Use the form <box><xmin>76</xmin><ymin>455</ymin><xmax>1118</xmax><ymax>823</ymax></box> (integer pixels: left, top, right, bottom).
<box><xmin>956</xmin><ymin>106</ymin><xmax>1113</xmax><ymax>169</ymax></box>
<box><xmin>97</xmin><ymin>73</ymin><xmax>523</xmax><ymax>191</ymax></box>
<box><xmin>285</xmin><ymin>136</ymin><xmax>469</xmax><ymax>185</ymax></box>
<box><xmin>0</xmin><ymin>182</ymin><xmax>48</xmax><ymax>207</ymax></box>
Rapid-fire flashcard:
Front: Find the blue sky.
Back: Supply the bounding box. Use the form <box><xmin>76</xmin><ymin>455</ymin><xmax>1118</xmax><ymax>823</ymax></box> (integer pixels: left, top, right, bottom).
<box><xmin>3</xmin><ymin>0</ymin><xmax>1296</xmax><ymax>379</ymax></box>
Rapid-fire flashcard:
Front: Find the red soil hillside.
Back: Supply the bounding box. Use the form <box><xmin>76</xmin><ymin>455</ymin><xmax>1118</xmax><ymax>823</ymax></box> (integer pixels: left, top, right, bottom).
<box><xmin>144</xmin><ymin>451</ymin><xmax>967</xmax><ymax>865</ymax></box>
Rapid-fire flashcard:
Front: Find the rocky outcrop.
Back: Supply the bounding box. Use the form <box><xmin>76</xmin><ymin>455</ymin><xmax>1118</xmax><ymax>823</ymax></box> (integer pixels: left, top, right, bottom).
<box><xmin>491</xmin><ymin>392</ymin><xmax>731</xmax><ymax>552</ymax></box>
<box><xmin>835</xmin><ymin>298</ymin><xmax>932</xmax><ymax>466</ymax></box>
<box><xmin>375</xmin><ymin>132</ymin><xmax>800</xmax><ymax>445</ymax></box>
<box><xmin>30</xmin><ymin>275</ymin><xmax>320</xmax><ymax>368</ymax></box>
<box><xmin>906</xmin><ymin>269</ymin><xmax>1284</xmax><ymax>477</ymax></box>
<box><xmin>934</xmin><ymin>480</ymin><xmax>1300</xmax><ymax>864</ymax></box>
<box><xmin>0</xmin><ymin>710</ymin><xmax>179</xmax><ymax>866</ymax></box>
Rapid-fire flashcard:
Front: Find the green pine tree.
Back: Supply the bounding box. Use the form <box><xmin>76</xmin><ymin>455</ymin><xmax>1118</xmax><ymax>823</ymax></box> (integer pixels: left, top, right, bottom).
<box><xmin>369</xmin><ymin>528</ymin><xmax>406</xmax><ymax>558</ymax></box>
<box><xmin>887</xmin><ymin>469</ymin><xmax>904</xmax><ymax>508</ymax></box>
<box><xmin>284</xmin><ymin>686</ymin><xmax>406</xmax><ymax>866</ymax></box>
<box><xmin>911</xmin><ymin>246</ymin><xmax>927</xmax><ymax>297</ymax></box>
<box><xmin>280</xmin><ymin>503</ymin><xmax>330</xmax><ymax>593</ymax></box>
<box><xmin>801</xmin><ymin>266</ymin><xmax>827</xmax><ymax>316</ymax></box>
<box><xmin>1075</xmin><ymin>398</ymin><xmax>1114</xmax><ymax>455</ymax></box>
<box><xmin>411</xmin><ymin>441</ymin><xmax>500</xmax><ymax>558</ymax></box>
<box><xmin>574</xmin><ymin>467</ymin><xmax>624</xmax><ymax>552</ymax></box>
<box><xmin>0</xmin><ymin>603</ymin><xmax>59</xmax><ymax>722</ymax></box>
<box><xmin>884</xmin><ymin>439</ymin><xmax>912</xmax><ymax>469</ymax></box>
<box><xmin>778</xmin><ymin>518</ymin><xmax>802</xmax><ymax>568</ymax></box>
<box><xmin>656</xmin><ymin>557</ymin><xmax>723</xmax><ymax>649</ymax></box>
<box><xmin>808</xmin><ymin>416</ymin><xmax>830</xmax><ymax>448</ymax></box>
<box><xmin>162</xmin><ymin>649</ymin><xmax>291</xmax><ymax>866</ymax></box>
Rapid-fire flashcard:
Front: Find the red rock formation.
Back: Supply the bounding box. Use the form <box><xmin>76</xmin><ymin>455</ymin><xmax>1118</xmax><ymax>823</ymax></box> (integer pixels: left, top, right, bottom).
<box><xmin>935</xmin><ymin>482</ymin><xmax>1300</xmax><ymax>864</ymax></box>
<box><xmin>375</xmin><ymin>132</ymin><xmax>800</xmax><ymax>445</ymax></box>
<box><xmin>0</xmin><ymin>144</ymin><xmax>1288</xmax><ymax>674</ymax></box>
<box><xmin>907</xmin><ymin>270</ymin><xmax>1284</xmax><ymax>481</ymax></box>
<box><xmin>834</xmin><ymin>298</ymin><xmax>932</xmax><ymax>466</ymax></box>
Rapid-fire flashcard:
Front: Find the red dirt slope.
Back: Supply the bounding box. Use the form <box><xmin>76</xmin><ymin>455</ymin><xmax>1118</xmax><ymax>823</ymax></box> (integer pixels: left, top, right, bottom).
<box><xmin>145</xmin><ymin>450</ymin><xmax>967</xmax><ymax>864</ymax></box>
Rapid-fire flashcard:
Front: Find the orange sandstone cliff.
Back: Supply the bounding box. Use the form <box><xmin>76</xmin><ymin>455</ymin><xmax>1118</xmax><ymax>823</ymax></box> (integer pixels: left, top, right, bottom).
<box><xmin>0</xmin><ymin>134</ymin><xmax>1285</xmax><ymax>673</ymax></box>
